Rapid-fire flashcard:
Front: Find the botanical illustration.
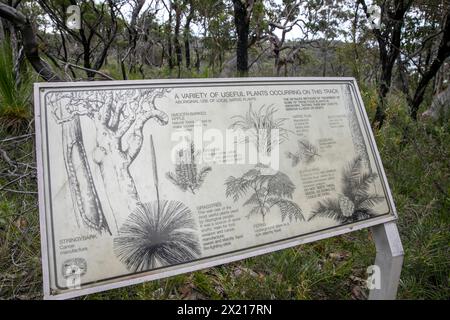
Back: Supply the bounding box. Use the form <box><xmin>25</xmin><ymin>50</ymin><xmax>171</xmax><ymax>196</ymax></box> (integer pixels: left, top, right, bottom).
<box><xmin>229</xmin><ymin>103</ymin><xmax>290</xmax><ymax>153</ymax></box>
<box><xmin>114</xmin><ymin>135</ymin><xmax>201</xmax><ymax>272</ymax></box>
<box><xmin>286</xmin><ymin>139</ymin><xmax>320</xmax><ymax>166</ymax></box>
<box><xmin>309</xmin><ymin>156</ymin><xmax>384</xmax><ymax>224</ymax></box>
<box><xmin>342</xmin><ymin>84</ymin><xmax>371</xmax><ymax>172</ymax></box>
<box><xmin>166</xmin><ymin>142</ymin><xmax>211</xmax><ymax>194</ymax></box>
<box><xmin>225</xmin><ymin>164</ymin><xmax>304</xmax><ymax>223</ymax></box>
<box><xmin>46</xmin><ymin>88</ymin><xmax>170</xmax><ymax>234</ymax></box>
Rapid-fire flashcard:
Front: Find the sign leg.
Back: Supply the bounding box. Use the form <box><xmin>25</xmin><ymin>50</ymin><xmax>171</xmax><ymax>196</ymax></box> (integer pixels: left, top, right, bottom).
<box><xmin>368</xmin><ymin>221</ymin><xmax>404</xmax><ymax>300</ymax></box>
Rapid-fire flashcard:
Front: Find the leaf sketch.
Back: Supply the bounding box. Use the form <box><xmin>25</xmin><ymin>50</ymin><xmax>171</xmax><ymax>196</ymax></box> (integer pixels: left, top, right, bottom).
<box><xmin>225</xmin><ymin>164</ymin><xmax>304</xmax><ymax>223</ymax></box>
<box><xmin>114</xmin><ymin>135</ymin><xmax>201</xmax><ymax>272</ymax></box>
<box><xmin>309</xmin><ymin>156</ymin><xmax>384</xmax><ymax>224</ymax></box>
<box><xmin>229</xmin><ymin>103</ymin><xmax>290</xmax><ymax>153</ymax></box>
<box><xmin>286</xmin><ymin>139</ymin><xmax>320</xmax><ymax>166</ymax></box>
<box><xmin>166</xmin><ymin>142</ymin><xmax>212</xmax><ymax>194</ymax></box>
<box><xmin>46</xmin><ymin>88</ymin><xmax>170</xmax><ymax>234</ymax></box>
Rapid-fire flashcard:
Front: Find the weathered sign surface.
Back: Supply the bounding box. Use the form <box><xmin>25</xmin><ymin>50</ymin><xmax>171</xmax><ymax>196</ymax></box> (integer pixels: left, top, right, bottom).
<box><xmin>34</xmin><ymin>78</ymin><xmax>397</xmax><ymax>299</ymax></box>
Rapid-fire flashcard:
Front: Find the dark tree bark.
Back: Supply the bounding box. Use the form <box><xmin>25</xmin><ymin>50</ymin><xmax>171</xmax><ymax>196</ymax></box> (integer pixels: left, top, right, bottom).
<box><xmin>129</xmin><ymin>0</ymin><xmax>146</xmax><ymax>47</ymax></box>
<box><xmin>359</xmin><ymin>0</ymin><xmax>413</xmax><ymax>129</ymax></box>
<box><xmin>173</xmin><ymin>1</ymin><xmax>182</xmax><ymax>77</ymax></box>
<box><xmin>0</xmin><ymin>2</ymin><xmax>59</xmax><ymax>81</ymax></box>
<box><xmin>409</xmin><ymin>13</ymin><xmax>450</xmax><ymax>120</ymax></box>
<box><xmin>232</xmin><ymin>0</ymin><xmax>255</xmax><ymax>76</ymax></box>
<box><xmin>184</xmin><ymin>2</ymin><xmax>194</xmax><ymax>69</ymax></box>
<box><xmin>37</xmin><ymin>0</ymin><xmax>118</xmax><ymax>80</ymax></box>
<box><xmin>166</xmin><ymin>1</ymin><xmax>174</xmax><ymax>70</ymax></box>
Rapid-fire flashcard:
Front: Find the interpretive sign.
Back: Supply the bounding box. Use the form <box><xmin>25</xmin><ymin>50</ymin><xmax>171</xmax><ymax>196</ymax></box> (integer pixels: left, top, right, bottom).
<box><xmin>34</xmin><ymin>78</ymin><xmax>397</xmax><ymax>299</ymax></box>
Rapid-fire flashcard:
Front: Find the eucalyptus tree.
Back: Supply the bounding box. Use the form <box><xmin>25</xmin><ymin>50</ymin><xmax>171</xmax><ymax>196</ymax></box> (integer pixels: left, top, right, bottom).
<box><xmin>36</xmin><ymin>0</ymin><xmax>124</xmax><ymax>80</ymax></box>
<box><xmin>399</xmin><ymin>0</ymin><xmax>450</xmax><ymax>120</ymax></box>
<box><xmin>315</xmin><ymin>0</ymin><xmax>350</xmax><ymax>76</ymax></box>
<box><xmin>358</xmin><ymin>0</ymin><xmax>413</xmax><ymax>129</ymax></box>
<box><xmin>266</xmin><ymin>0</ymin><xmax>325</xmax><ymax>76</ymax></box>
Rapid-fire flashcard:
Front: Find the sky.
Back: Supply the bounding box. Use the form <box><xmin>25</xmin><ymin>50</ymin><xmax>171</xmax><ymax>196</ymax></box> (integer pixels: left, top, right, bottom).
<box><xmin>118</xmin><ymin>0</ymin><xmax>370</xmax><ymax>41</ymax></box>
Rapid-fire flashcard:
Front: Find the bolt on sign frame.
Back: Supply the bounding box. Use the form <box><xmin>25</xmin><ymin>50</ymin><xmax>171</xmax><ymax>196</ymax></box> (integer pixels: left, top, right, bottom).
<box><xmin>34</xmin><ymin>78</ymin><xmax>403</xmax><ymax>300</ymax></box>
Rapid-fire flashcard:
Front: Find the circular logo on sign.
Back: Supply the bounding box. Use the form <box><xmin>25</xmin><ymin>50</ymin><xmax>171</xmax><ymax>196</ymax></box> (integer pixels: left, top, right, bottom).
<box><xmin>62</xmin><ymin>258</ymin><xmax>87</xmax><ymax>279</ymax></box>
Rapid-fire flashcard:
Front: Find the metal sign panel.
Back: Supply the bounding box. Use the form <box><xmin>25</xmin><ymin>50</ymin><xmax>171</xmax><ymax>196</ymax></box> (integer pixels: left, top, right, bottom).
<box><xmin>34</xmin><ymin>78</ymin><xmax>397</xmax><ymax>299</ymax></box>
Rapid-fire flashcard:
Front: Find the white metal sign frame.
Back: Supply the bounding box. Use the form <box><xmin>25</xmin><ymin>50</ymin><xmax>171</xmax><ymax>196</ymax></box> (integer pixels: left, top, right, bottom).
<box><xmin>34</xmin><ymin>77</ymin><xmax>403</xmax><ymax>300</ymax></box>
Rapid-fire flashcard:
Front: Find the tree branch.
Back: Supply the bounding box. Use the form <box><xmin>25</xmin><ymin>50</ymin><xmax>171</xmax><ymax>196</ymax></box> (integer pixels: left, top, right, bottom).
<box><xmin>0</xmin><ymin>2</ymin><xmax>61</xmax><ymax>81</ymax></box>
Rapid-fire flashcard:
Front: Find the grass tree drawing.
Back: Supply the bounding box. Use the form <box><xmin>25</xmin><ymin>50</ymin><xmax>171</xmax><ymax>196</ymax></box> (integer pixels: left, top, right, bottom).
<box><xmin>230</xmin><ymin>103</ymin><xmax>290</xmax><ymax>154</ymax></box>
<box><xmin>225</xmin><ymin>164</ymin><xmax>304</xmax><ymax>223</ymax></box>
<box><xmin>166</xmin><ymin>142</ymin><xmax>211</xmax><ymax>194</ymax></box>
<box><xmin>286</xmin><ymin>139</ymin><xmax>320</xmax><ymax>166</ymax></box>
<box><xmin>114</xmin><ymin>135</ymin><xmax>201</xmax><ymax>271</ymax></box>
<box><xmin>46</xmin><ymin>88</ymin><xmax>170</xmax><ymax>234</ymax></box>
<box><xmin>309</xmin><ymin>156</ymin><xmax>385</xmax><ymax>224</ymax></box>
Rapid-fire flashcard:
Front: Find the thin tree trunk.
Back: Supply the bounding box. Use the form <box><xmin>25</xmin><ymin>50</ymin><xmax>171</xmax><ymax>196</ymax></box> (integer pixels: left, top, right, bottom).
<box><xmin>173</xmin><ymin>1</ymin><xmax>182</xmax><ymax>77</ymax></box>
<box><xmin>184</xmin><ymin>4</ymin><xmax>194</xmax><ymax>69</ymax></box>
<box><xmin>410</xmin><ymin>13</ymin><xmax>450</xmax><ymax>120</ymax></box>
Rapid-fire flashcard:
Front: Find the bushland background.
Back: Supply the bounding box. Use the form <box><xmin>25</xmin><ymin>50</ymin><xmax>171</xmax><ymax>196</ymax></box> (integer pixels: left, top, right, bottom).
<box><xmin>0</xmin><ymin>0</ymin><xmax>448</xmax><ymax>299</ymax></box>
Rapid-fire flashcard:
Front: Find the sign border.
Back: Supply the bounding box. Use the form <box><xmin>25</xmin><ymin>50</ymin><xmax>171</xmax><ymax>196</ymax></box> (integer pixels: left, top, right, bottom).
<box><xmin>34</xmin><ymin>77</ymin><xmax>397</xmax><ymax>299</ymax></box>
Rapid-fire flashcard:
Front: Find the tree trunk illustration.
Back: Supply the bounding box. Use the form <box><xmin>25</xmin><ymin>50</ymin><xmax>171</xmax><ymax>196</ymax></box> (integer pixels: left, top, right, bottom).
<box><xmin>48</xmin><ymin>88</ymin><xmax>170</xmax><ymax>235</ymax></box>
<box><xmin>92</xmin><ymin>126</ymin><xmax>140</xmax><ymax>231</ymax></box>
<box><xmin>62</xmin><ymin>117</ymin><xmax>110</xmax><ymax>234</ymax></box>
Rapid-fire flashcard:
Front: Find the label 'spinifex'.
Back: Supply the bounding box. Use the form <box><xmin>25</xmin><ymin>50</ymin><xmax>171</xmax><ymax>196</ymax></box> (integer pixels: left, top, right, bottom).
<box><xmin>34</xmin><ymin>78</ymin><xmax>397</xmax><ymax>299</ymax></box>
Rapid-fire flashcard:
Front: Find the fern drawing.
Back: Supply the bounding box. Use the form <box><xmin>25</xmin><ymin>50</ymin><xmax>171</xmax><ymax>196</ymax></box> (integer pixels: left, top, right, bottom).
<box><xmin>114</xmin><ymin>135</ymin><xmax>201</xmax><ymax>272</ymax></box>
<box><xmin>308</xmin><ymin>156</ymin><xmax>385</xmax><ymax>224</ymax></box>
<box><xmin>286</xmin><ymin>139</ymin><xmax>320</xmax><ymax>166</ymax></box>
<box><xmin>166</xmin><ymin>142</ymin><xmax>211</xmax><ymax>194</ymax></box>
<box><xmin>225</xmin><ymin>164</ymin><xmax>304</xmax><ymax>223</ymax></box>
<box><xmin>230</xmin><ymin>103</ymin><xmax>290</xmax><ymax>153</ymax></box>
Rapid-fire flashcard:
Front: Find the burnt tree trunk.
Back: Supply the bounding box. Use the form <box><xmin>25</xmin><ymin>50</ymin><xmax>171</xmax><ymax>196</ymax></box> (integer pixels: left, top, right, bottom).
<box><xmin>184</xmin><ymin>3</ymin><xmax>194</xmax><ymax>69</ymax></box>
<box><xmin>359</xmin><ymin>0</ymin><xmax>412</xmax><ymax>129</ymax></box>
<box><xmin>173</xmin><ymin>1</ymin><xmax>182</xmax><ymax>77</ymax></box>
<box><xmin>167</xmin><ymin>1</ymin><xmax>174</xmax><ymax>70</ymax></box>
<box><xmin>232</xmin><ymin>0</ymin><xmax>253</xmax><ymax>77</ymax></box>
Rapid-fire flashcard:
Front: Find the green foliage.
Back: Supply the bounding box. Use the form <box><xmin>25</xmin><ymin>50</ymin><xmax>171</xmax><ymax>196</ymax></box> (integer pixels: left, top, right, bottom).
<box><xmin>0</xmin><ymin>87</ymin><xmax>448</xmax><ymax>299</ymax></box>
<box><xmin>0</xmin><ymin>41</ymin><xmax>32</xmax><ymax>134</ymax></box>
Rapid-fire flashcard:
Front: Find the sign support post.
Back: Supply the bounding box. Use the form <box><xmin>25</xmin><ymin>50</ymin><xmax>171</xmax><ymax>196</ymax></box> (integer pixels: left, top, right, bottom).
<box><xmin>368</xmin><ymin>221</ymin><xmax>404</xmax><ymax>300</ymax></box>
